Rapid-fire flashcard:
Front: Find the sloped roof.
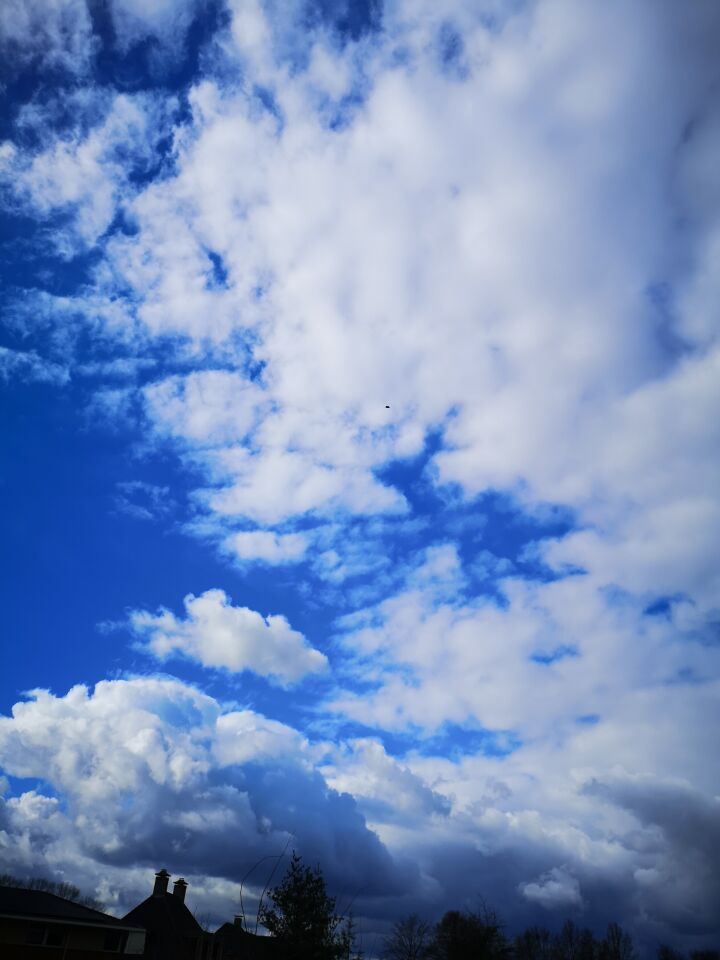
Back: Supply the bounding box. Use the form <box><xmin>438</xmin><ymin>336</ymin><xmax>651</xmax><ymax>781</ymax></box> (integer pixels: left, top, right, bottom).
<box><xmin>124</xmin><ymin>892</ymin><xmax>203</xmax><ymax>937</ymax></box>
<box><xmin>0</xmin><ymin>886</ymin><xmax>125</xmax><ymax>926</ymax></box>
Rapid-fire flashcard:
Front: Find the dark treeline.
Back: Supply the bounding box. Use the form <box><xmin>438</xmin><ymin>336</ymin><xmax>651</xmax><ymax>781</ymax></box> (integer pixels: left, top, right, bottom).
<box><xmin>247</xmin><ymin>854</ymin><xmax>720</xmax><ymax>960</ymax></box>
<box><xmin>382</xmin><ymin>910</ymin><xmax>720</xmax><ymax>960</ymax></box>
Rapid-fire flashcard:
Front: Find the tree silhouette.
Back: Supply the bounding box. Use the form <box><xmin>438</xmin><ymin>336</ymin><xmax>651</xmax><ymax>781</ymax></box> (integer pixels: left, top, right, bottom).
<box><xmin>258</xmin><ymin>852</ymin><xmax>355</xmax><ymax>960</ymax></box>
<box><xmin>514</xmin><ymin>926</ymin><xmax>554</xmax><ymax>960</ymax></box>
<box><xmin>426</xmin><ymin>908</ymin><xmax>510</xmax><ymax>960</ymax></box>
<box><xmin>383</xmin><ymin>914</ymin><xmax>432</xmax><ymax>960</ymax></box>
<box><xmin>552</xmin><ymin>920</ymin><xmax>598</xmax><ymax>960</ymax></box>
<box><xmin>658</xmin><ymin>947</ymin><xmax>685</xmax><ymax>960</ymax></box>
<box><xmin>600</xmin><ymin>923</ymin><xmax>635</xmax><ymax>960</ymax></box>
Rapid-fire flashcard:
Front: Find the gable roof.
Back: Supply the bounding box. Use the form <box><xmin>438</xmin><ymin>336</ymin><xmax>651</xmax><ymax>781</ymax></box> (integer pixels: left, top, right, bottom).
<box><xmin>0</xmin><ymin>886</ymin><xmax>123</xmax><ymax>926</ymax></box>
<box><xmin>123</xmin><ymin>891</ymin><xmax>203</xmax><ymax>937</ymax></box>
<box><xmin>123</xmin><ymin>891</ymin><xmax>205</xmax><ymax>960</ymax></box>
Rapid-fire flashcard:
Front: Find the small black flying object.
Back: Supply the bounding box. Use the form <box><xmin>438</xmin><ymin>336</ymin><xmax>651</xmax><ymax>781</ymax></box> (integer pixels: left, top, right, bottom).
<box><xmin>385</xmin><ymin>405</ymin><xmax>390</xmax><ymax>409</ymax></box>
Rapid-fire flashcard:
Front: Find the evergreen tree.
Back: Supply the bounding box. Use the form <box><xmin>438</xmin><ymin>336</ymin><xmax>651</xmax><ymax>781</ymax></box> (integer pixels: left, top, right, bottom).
<box><xmin>258</xmin><ymin>852</ymin><xmax>355</xmax><ymax>960</ymax></box>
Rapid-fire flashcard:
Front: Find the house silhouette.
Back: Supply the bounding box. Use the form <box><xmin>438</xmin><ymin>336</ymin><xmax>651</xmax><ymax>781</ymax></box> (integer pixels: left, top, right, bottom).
<box><xmin>122</xmin><ymin>870</ymin><xmax>216</xmax><ymax>959</ymax></box>
<box><xmin>0</xmin><ymin>885</ymin><xmax>146</xmax><ymax>957</ymax></box>
<box><xmin>0</xmin><ymin>870</ymin><xmax>280</xmax><ymax>959</ymax></box>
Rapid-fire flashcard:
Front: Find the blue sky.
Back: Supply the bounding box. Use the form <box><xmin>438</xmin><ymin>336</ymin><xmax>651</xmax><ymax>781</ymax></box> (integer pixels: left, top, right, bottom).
<box><xmin>1</xmin><ymin>0</ymin><xmax>719</xmax><ymax>953</ymax></box>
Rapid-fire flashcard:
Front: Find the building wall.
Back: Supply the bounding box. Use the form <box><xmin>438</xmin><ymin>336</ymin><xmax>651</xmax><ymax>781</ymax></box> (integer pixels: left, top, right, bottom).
<box><xmin>0</xmin><ymin>915</ymin><xmax>143</xmax><ymax>957</ymax></box>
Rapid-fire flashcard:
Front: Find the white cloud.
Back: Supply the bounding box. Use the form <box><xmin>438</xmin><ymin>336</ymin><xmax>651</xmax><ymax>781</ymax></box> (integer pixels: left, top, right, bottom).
<box><xmin>321</xmin><ymin>738</ymin><xmax>451</xmax><ymax>824</ymax></box>
<box><xmin>224</xmin><ymin>529</ymin><xmax>308</xmax><ymax>564</ymax></box>
<box><xmin>327</xmin><ymin>557</ymin><xmax>720</xmax><ymax>744</ymax></box>
<box><xmin>206</xmin><ymin>446</ymin><xmax>406</xmax><ymax>524</ymax></box>
<box><xmin>520</xmin><ymin>867</ymin><xmax>584</xmax><ymax>910</ymax></box>
<box><xmin>129</xmin><ymin>588</ymin><xmax>327</xmax><ymax>684</ymax></box>
<box><xmin>213</xmin><ymin>710</ymin><xmax>311</xmax><ymax>766</ymax></box>
<box><xmin>0</xmin><ymin>679</ymin><xmax>216</xmax><ymax>803</ymax></box>
<box><xmin>2</xmin><ymin>93</ymin><xmax>172</xmax><ymax>252</ymax></box>
<box><xmin>44</xmin><ymin>0</ymin><xmax>715</xmax><ymax>626</ymax></box>
<box><xmin>144</xmin><ymin>371</ymin><xmax>265</xmax><ymax>445</ymax></box>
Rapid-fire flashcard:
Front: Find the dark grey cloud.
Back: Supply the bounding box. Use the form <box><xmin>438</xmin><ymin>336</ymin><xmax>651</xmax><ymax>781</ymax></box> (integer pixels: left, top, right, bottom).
<box><xmin>583</xmin><ymin>775</ymin><xmax>720</xmax><ymax>939</ymax></box>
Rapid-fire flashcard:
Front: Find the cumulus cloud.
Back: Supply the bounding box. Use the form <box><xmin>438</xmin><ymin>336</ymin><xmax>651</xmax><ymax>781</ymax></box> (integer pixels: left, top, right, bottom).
<box><xmin>2</xmin><ymin>677</ymin><xmax>717</xmax><ymax>945</ymax></box>
<box><xmin>129</xmin><ymin>588</ymin><xmax>327</xmax><ymax>684</ymax></box>
<box><xmin>213</xmin><ymin>709</ymin><xmax>310</xmax><ymax>767</ymax></box>
<box><xmin>321</xmin><ymin>738</ymin><xmax>452</xmax><ymax>825</ymax></box>
<box><xmin>520</xmin><ymin>867</ymin><xmax>584</xmax><ymax>911</ymax></box>
<box><xmin>1</xmin><ymin>673</ymin><xmax>719</xmax><ymax>944</ymax></box>
<box><xmin>224</xmin><ymin>529</ymin><xmax>308</xmax><ymax>564</ymax></box>
<box><xmin>0</xmin><ymin>679</ymin><xmax>402</xmax><ymax>911</ymax></box>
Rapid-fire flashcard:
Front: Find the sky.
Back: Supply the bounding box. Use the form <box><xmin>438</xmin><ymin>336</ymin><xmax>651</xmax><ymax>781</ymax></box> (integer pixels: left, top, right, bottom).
<box><xmin>0</xmin><ymin>0</ymin><xmax>719</xmax><ymax>954</ymax></box>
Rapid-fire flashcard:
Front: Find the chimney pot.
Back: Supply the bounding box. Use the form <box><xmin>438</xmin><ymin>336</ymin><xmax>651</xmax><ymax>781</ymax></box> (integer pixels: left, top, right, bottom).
<box><xmin>173</xmin><ymin>878</ymin><xmax>188</xmax><ymax>903</ymax></box>
<box><xmin>234</xmin><ymin>915</ymin><xmax>244</xmax><ymax>928</ymax></box>
<box><xmin>153</xmin><ymin>870</ymin><xmax>170</xmax><ymax>897</ymax></box>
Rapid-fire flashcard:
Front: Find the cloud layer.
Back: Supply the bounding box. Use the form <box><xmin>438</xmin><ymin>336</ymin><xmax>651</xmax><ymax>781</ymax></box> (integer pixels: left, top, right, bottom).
<box><xmin>1</xmin><ymin>677</ymin><xmax>718</xmax><ymax>946</ymax></box>
<box><xmin>0</xmin><ymin>0</ymin><xmax>719</xmax><ymax>952</ymax></box>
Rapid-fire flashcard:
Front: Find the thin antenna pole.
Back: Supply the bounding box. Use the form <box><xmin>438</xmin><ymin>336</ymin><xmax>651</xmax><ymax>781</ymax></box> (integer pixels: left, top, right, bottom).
<box><xmin>254</xmin><ymin>836</ymin><xmax>292</xmax><ymax>935</ymax></box>
<box><xmin>239</xmin><ymin>850</ymin><xmax>288</xmax><ymax>931</ymax></box>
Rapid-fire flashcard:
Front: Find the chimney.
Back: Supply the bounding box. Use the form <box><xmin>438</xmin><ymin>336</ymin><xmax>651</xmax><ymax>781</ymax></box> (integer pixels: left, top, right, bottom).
<box><xmin>234</xmin><ymin>915</ymin><xmax>244</xmax><ymax>928</ymax></box>
<box><xmin>153</xmin><ymin>870</ymin><xmax>170</xmax><ymax>897</ymax></box>
<box><xmin>173</xmin><ymin>878</ymin><xmax>188</xmax><ymax>903</ymax></box>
